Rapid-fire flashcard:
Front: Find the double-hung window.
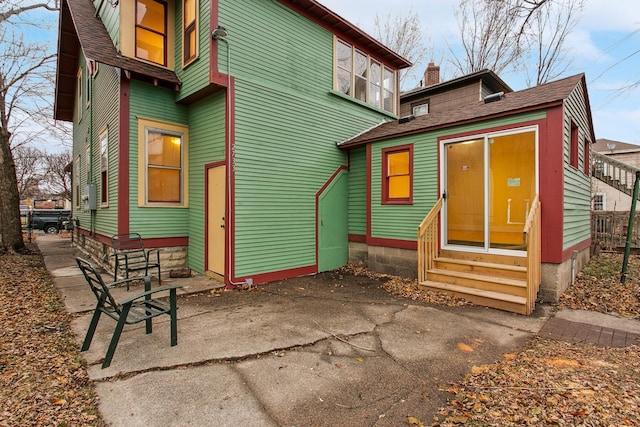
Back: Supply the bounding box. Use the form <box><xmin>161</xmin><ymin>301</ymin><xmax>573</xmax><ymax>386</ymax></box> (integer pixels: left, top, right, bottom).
<box><xmin>99</xmin><ymin>129</ymin><xmax>108</xmax><ymax>205</ymax></box>
<box><xmin>183</xmin><ymin>0</ymin><xmax>198</xmax><ymax>64</ymax></box>
<box><xmin>335</xmin><ymin>39</ymin><xmax>397</xmax><ymax>114</ymax></box>
<box><xmin>382</xmin><ymin>144</ymin><xmax>413</xmax><ymax>204</ymax></box>
<box><xmin>138</xmin><ymin>118</ymin><xmax>188</xmax><ymax>207</ymax></box>
<box><xmin>136</xmin><ymin>0</ymin><xmax>167</xmax><ymax>66</ymax></box>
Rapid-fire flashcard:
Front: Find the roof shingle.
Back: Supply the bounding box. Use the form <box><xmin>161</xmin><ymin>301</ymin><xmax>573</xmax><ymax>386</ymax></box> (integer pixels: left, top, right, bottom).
<box><xmin>339</xmin><ymin>74</ymin><xmax>586</xmax><ymax>148</ymax></box>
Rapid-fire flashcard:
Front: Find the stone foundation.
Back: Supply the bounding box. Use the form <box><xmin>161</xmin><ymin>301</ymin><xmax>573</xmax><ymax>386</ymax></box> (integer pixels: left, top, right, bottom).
<box><xmin>350</xmin><ymin>243</ymin><xmax>417</xmax><ymax>279</ymax></box>
<box><xmin>74</xmin><ymin>232</ymin><xmax>188</xmax><ymax>280</ymax></box>
<box><xmin>348</xmin><ymin>242</ymin><xmax>590</xmax><ymax>303</ymax></box>
<box><xmin>539</xmin><ymin>246</ymin><xmax>590</xmax><ymax>303</ymax></box>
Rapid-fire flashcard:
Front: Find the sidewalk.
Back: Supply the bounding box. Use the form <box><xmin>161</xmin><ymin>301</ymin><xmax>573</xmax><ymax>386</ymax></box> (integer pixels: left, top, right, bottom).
<box><xmin>37</xmin><ymin>234</ymin><xmax>640</xmax><ymax>426</ymax></box>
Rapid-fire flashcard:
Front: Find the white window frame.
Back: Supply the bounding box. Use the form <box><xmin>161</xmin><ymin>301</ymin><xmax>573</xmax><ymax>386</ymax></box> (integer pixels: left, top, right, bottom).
<box><xmin>334</xmin><ymin>38</ymin><xmax>397</xmax><ymax>114</ymax></box>
<box><xmin>412</xmin><ymin>103</ymin><xmax>428</xmax><ymax>117</ymax></box>
<box><xmin>76</xmin><ymin>68</ymin><xmax>83</xmax><ymax>122</ymax></box>
<box><xmin>593</xmin><ymin>193</ymin><xmax>605</xmax><ymax>211</ymax></box>
<box><xmin>99</xmin><ymin>129</ymin><xmax>108</xmax><ymax>206</ymax></box>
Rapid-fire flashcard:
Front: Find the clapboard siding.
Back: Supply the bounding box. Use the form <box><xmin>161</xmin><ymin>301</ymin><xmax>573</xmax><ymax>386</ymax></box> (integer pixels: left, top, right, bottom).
<box><xmin>92</xmin><ymin>0</ymin><xmax>120</xmax><ymax>50</ymax></box>
<box><xmin>369</xmin><ymin>112</ymin><xmax>545</xmax><ymax>241</ymax></box>
<box><xmin>92</xmin><ymin>64</ymin><xmax>120</xmax><ymax>237</ymax></box>
<box><xmin>348</xmin><ymin>147</ymin><xmax>367</xmax><ymax>236</ymax></box>
<box><xmin>232</xmin><ymin>76</ymin><xmax>384</xmax><ymax>277</ymax></box>
<box><xmin>175</xmin><ymin>0</ymin><xmax>211</xmax><ymax>100</ymax></box>
<box><xmin>186</xmin><ymin>92</ymin><xmax>226</xmax><ymax>272</ymax></box>
<box><xmin>128</xmin><ymin>80</ymin><xmax>190</xmax><ymax>237</ymax></box>
<box><xmin>562</xmin><ymin>81</ymin><xmax>592</xmax><ymax>249</ymax></box>
<box><xmin>219</xmin><ymin>0</ymin><xmax>333</xmax><ymax>99</ymax></box>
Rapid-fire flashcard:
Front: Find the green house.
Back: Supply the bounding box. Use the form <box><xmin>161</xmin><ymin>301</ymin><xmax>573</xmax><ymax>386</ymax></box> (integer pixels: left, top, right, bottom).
<box><xmin>54</xmin><ymin>0</ymin><xmax>410</xmax><ymax>285</ymax></box>
<box><xmin>339</xmin><ymin>74</ymin><xmax>596</xmax><ymax>314</ymax></box>
<box><xmin>54</xmin><ymin>0</ymin><xmax>595</xmax><ymax>315</ymax></box>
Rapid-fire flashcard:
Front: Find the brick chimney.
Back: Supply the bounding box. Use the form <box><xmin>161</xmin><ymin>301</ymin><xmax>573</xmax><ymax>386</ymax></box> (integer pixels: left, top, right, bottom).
<box><xmin>424</xmin><ymin>62</ymin><xmax>440</xmax><ymax>87</ymax></box>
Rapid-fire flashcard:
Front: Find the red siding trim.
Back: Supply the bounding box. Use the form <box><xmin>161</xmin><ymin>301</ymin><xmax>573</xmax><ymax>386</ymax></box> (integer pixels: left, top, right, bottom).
<box><xmin>75</xmin><ymin>229</ymin><xmax>187</xmax><ymax>248</ymax></box>
<box><xmin>235</xmin><ymin>265</ymin><xmax>317</xmax><ymax>286</ymax></box>
<box><xmin>540</xmin><ymin>105</ymin><xmax>565</xmax><ymax>263</ymax></box>
<box><xmin>117</xmin><ymin>76</ymin><xmax>130</xmax><ymax>235</ymax></box>
<box><xmin>381</xmin><ymin>143</ymin><xmax>414</xmax><ymax>205</ymax></box>
<box><xmin>560</xmin><ymin>238</ymin><xmax>591</xmax><ymax>262</ymax></box>
<box><xmin>315</xmin><ymin>166</ymin><xmax>349</xmax><ymax>268</ymax></box>
<box><xmin>366</xmin><ymin>144</ymin><xmax>372</xmax><ymax>238</ymax></box>
<box><xmin>209</xmin><ymin>0</ymin><xmax>228</xmax><ymax>87</ymax></box>
<box><xmin>367</xmin><ymin>237</ymin><xmax>417</xmax><ymax>250</ymax></box>
<box><xmin>348</xmin><ymin>234</ymin><xmax>366</xmax><ymax>243</ymax></box>
<box><xmin>225</xmin><ymin>76</ymin><xmax>236</xmax><ymax>286</ymax></box>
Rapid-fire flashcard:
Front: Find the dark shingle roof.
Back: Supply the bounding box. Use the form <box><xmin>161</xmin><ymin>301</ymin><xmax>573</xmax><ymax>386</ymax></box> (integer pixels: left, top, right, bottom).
<box><xmin>339</xmin><ymin>74</ymin><xmax>587</xmax><ymax>148</ymax></box>
<box><xmin>55</xmin><ymin>0</ymin><xmax>180</xmax><ymax>121</ymax></box>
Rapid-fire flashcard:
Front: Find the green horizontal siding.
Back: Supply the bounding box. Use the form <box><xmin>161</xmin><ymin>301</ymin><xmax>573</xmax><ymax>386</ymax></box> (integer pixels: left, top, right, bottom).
<box><xmin>186</xmin><ymin>92</ymin><xmax>226</xmax><ymax>273</ymax></box>
<box><xmin>369</xmin><ymin>111</ymin><xmax>546</xmax><ymax>241</ymax></box>
<box><xmin>92</xmin><ymin>65</ymin><xmax>120</xmax><ymax>238</ymax></box>
<box><xmin>233</xmin><ymin>77</ymin><xmax>384</xmax><ymax>277</ymax></box>
<box><xmin>128</xmin><ymin>80</ymin><xmax>190</xmax><ymax>237</ymax></box>
<box><xmin>219</xmin><ymin>0</ymin><xmax>333</xmax><ymax>100</ymax></box>
<box><xmin>175</xmin><ymin>0</ymin><xmax>211</xmax><ymax>100</ymax></box>
<box><xmin>348</xmin><ymin>147</ymin><xmax>367</xmax><ymax>236</ymax></box>
<box><xmin>562</xmin><ymin>82</ymin><xmax>591</xmax><ymax>249</ymax></box>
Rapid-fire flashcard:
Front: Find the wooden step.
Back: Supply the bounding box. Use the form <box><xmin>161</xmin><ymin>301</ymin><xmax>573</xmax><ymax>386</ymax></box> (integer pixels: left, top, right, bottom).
<box><xmin>427</xmin><ymin>268</ymin><xmax>528</xmax><ymax>297</ymax></box>
<box><xmin>434</xmin><ymin>257</ymin><xmax>527</xmax><ymax>280</ymax></box>
<box><xmin>439</xmin><ymin>250</ymin><xmax>527</xmax><ymax>267</ymax></box>
<box><xmin>419</xmin><ymin>280</ymin><xmax>528</xmax><ymax>315</ymax></box>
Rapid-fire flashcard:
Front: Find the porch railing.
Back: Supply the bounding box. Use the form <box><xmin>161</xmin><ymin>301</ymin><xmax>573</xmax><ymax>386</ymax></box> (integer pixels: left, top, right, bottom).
<box><xmin>523</xmin><ymin>195</ymin><xmax>541</xmax><ymax>315</ymax></box>
<box><xmin>591</xmin><ymin>150</ymin><xmax>640</xmax><ymax>200</ymax></box>
<box><xmin>417</xmin><ymin>197</ymin><xmax>443</xmax><ymax>283</ymax></box>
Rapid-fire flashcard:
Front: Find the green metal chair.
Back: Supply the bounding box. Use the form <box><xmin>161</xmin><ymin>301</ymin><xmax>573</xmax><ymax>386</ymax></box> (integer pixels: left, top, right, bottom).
<box><xmin>76</xmin><ymin>257</ymin><xmax>180</xmax><ymax>368</ymax></box>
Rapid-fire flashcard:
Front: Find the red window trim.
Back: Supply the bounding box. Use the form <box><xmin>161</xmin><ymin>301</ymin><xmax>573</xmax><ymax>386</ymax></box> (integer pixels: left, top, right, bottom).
<box><xmin>570</xmin><ymin>121</ymin><xmax>579</xmax><ymax>169</ymax></box>
<box><xmin>381</xmin><ymin>144</ymin><xmax>413</xmax><ymax>205</ymax></box>
<box><xmin>583</xmin><ymin>138</ymin><xmax>591</xmax><ymax>176</ymax></box>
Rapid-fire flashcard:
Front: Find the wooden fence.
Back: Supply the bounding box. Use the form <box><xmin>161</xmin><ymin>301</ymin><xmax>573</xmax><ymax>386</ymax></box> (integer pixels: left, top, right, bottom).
<box><xmin>591</xmin><ymin>211</ymin><xmax>640</xmax><ymax>251</ymax></box>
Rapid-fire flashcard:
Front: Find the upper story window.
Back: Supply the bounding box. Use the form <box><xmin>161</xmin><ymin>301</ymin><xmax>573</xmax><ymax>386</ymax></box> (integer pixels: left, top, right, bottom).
<box><xmin>76</xmin><ymin>68</ymin><xmax>82</xmax><ymax>122</ymax></box>
<box><xmin>183</xmin><ymin>0</ymin><xmax>198</xmax><ymax>64</ymax></box>
<box><xmin>136</xmin><ymin>0</ymin><xmax>167</xmax><ymax>66</ymax></box>
<box><xmin>335</xmin><ymin>39</ymin><xmax>397</xmax><ymax>114</ymax></box>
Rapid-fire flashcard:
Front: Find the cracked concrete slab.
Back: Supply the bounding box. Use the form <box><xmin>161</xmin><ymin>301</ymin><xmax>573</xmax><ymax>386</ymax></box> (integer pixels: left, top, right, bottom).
<box><xmin>38</xmin><ymin>234</ymin><xmax>552</xmax><ymax>425</ymax></box>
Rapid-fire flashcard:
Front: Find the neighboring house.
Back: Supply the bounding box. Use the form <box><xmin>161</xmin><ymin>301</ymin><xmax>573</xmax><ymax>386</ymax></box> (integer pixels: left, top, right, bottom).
<box><xmin>54</xmin><ymin>0</ymin><xmax>411</xmax><ymax>284</ymax></box>
<box><xmin>591</xmin><ymin>138</ymin><xmax>640</xmax><ymax>212</ymax></box>
<box><xmin>338</xmin><ymin>73</ymin><xmax>595</xmax><ymax>312</ymax></box>
<box><xmin>399</xmin><ymin>65</ymin><xmax>512</xmax><ymax>118</ymax></box>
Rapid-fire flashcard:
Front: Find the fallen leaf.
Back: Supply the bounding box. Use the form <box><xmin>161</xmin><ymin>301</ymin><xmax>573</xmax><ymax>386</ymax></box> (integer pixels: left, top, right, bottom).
<box><xmin>458</xmin><ymin>343</ymin><xmax>474</xmax><ymax>352</ymax></box>
<box><xmin>407</xmin><ymin>415</ymin><xmax>425</xmax><ymax>426</ymax></box>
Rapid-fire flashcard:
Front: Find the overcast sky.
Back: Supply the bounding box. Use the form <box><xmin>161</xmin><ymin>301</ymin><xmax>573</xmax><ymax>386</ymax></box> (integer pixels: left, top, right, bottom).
<box><xmin>318</xmin><ymin>0</ymin><xmax>640</xmax><ymax>145</ymax></box>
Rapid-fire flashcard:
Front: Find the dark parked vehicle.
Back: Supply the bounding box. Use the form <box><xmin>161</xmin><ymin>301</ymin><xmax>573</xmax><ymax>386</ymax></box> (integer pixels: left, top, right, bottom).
<box><xmin>22</xmin><ymin>209</ymin><xmax>71</xmax><ymax>234</ymax></box>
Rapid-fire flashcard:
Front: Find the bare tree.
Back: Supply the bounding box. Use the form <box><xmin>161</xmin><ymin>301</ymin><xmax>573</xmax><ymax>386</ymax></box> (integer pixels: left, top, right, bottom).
<box><xmin>450</xmin><ymin>0</ymin><xmax>584</xmax><ymax>84</ymax></box>
<box><xmin>42</xmin><ymin>150</ymin><xmax>72</xmax><ymax>201</ymax></box>
<box><xmin>449</xmin><ymin>0</ymin><xmax>522</xmax><ymax>75</ymax></box>
<box><xmin>13</xmin><ymin>145</ymin><xmax>45</xmax><ymax>200</ymax></box>
<box><xmin>0</xmin><ymin>1</ymin><xmax>59</xmax><ymax>253</ymax></box>
<box><xmin>522</xmin><ymin>0</ymin><xmax>584</xmax><ymax>85</ymax></box>
<box><xmin>373</xmin><ymin>9</ymin><xmax>431</xmax><ymax>89</ymax></box>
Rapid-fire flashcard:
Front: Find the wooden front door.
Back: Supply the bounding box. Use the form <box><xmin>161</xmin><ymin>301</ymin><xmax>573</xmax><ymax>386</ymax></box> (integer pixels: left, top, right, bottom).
<box><xmin>207</xmin><ymin>165</ymin><xmax>225</xmax><ymax>276</ymax></box>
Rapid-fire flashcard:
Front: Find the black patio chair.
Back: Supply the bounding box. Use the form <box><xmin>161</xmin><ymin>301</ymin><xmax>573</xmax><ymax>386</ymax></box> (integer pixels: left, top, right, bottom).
<box><xmin>111</xmin><ymin>232</ymin><xmax>162</xmax><ymax>285</ymax></box>
<box><xmin>76</xmin><ymin>257</ymin><xmax>180</xmax><ymax>368</ymax></box>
